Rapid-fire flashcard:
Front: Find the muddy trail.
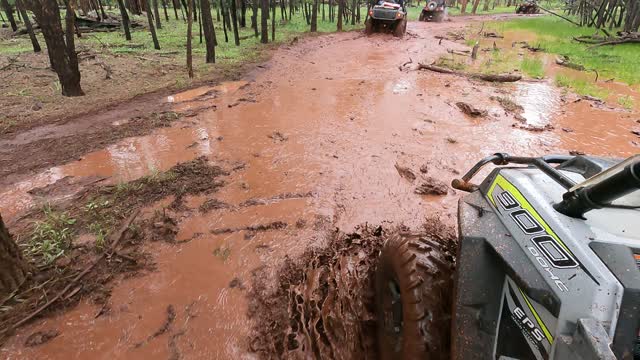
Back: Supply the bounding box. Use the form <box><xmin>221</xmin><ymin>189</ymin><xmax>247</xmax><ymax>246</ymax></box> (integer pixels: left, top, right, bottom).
<box><xmin>1</xmin><ymin>14</ymin><xmax>639</xmax><ymax>360</ymax></box>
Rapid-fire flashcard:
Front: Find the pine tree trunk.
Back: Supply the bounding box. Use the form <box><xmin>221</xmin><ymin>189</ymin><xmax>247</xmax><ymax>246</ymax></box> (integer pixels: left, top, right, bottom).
<box><xmin>252</xmin><ymin>0</ymin><xmax>258</xmax><ymax>36</ymax></box>
<box><xmin>173</xmin><ymin>0</ymin><xmax>180</xmax><ymax>19</ymax></box>
<box><xmin>146</xmin><ymin>0</ymin><xmax>161</xmax><ymax>48</ymax></box>
<box><xmin>117</xmin><ymin>0</ymin><xmax>132</xmax><ymax>40</ymax></box>
<box><xmin>240</xmin><ymin>0</ymin><xmax>247</xmax><ymax>26</ymax></box>
<box><xmin>461</xmin><ymin>0</ymin><xmax>468</xmax><ymax>13</ymax></box>
<box><xmin>162</xmin><ymin>0</ymin><xmax>170</xmax><ymax>20</ymax></box>
<box><xmin>260</xmin><ymin>0</ymin><xmax>268</xmax><ymax>43</ymax></box>
<box><xmin>97</xmin><ymin>0</ymin><xmax>107</xmax><ymax>18</ymax></box>
<box><xmin>220</xmin><ymin>0</ymin><xmax>229</xmax><ymax>42</ymax></box>
<box><xmin>350</xmin><ymin>0</ymin><xmax>355</xmax><ymax>24</ymax></box>
<box><xmin>187</xmin><ymin>0</ymin><xmax>193</xmax><ymax>77</ymax></box>
<box><xmin>153</xmin><ymin>0</ymin><xmax>162</xmax><ymax>28</ymax></box>
<box><xmin>16</xmin><ymin>0</ymin><xmax>41</xmax><ymax>52</ymax></box>
<box><xmin>230</xmin><ymin>0</ymin><xmax>240</xmax><ymax>45</ymax></box>
<box><xmin>1</xmin><ymin>0</ymin><xmax>18</xmax><ymax>31</ymax></box>
<box><xmin>25</xmin><ymin>0</ymin><xmax>84</xmax><ymax>96</ymax></box>
<box><xmin>201</xmin><ymin>0</ymin><xmax>216</xmax><ymax>61</ymax></box>
<box><xmin>311</xmin><ymin>0</ymin><xmax>318</xmax><ymax>30</ymax></box>
<box><xmin>271</xmin><ymin>0</ymin><xmax>275</xmax><ymax>40</ymax></box>
<box><xmin>0</xmin><ymin>214</ymin><xmax>30</xmax><ymax>300</ymax></box>
<box><xmin>337</xmin><ymin>0</ymin><xmax>343</xmax><ymax>30</ymax></box>
<box><xmin>471</xmin><ymin>0</ymin><xmax>480</xmax><ymax>14</ymax></box>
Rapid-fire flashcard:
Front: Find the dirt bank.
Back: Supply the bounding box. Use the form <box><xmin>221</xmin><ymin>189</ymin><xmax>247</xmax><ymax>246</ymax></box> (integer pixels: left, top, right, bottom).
<box><xmin>1</xmin><ymin>14</ymin><xmax>639</xmax><ymax>360</ymax></box>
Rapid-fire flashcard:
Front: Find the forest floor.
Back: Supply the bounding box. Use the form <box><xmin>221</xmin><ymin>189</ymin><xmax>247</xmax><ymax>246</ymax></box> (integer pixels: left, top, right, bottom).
<box><xmin>1</xmin><ymin>13</ymin><xmax>639</xmax><ymax>359</ymax></box>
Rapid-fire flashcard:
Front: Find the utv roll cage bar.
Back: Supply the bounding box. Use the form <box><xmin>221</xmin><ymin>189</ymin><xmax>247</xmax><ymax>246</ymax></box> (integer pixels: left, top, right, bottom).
<box><xmin>451</xmin><ymin>153</ymin><xmax>640</xmax><ymax>218</ymax></box>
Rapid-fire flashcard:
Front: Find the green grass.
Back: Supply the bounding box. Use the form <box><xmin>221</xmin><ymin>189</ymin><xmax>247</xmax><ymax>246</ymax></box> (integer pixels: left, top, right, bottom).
<box><xmin>489</xmin><ymin>16</ymin><xmax>640</xmax><ymax>85</ymax></box>
<box><xmin>28</xmin><ymin>205</ymin><xmax>77</xmax><ymax>265</ymax></box>
<box><xmin>555</xmin><ymin>74</ymin><xmax>610</xmax><ymax>99</ymax></box>
<box><xmin>617</xmin><ymin>95</ymin><xmax>634</xmax><ymax>110</ymax></box>
<box><xmin>520</xmin><ymin>56</ymin><xmax>544</xmax><ymax>78</ymax></box>
<box><xmin>0</xmin><ymin>7</ymin><xmax>364</xmax><ymax>61</ymax></box>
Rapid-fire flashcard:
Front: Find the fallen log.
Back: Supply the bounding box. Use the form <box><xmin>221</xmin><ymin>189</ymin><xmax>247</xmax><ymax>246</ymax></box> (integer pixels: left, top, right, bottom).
<box><xmin>417</xmin><ymin>63</ymin><xmax>522</xmax><ymax>82</ymax></box>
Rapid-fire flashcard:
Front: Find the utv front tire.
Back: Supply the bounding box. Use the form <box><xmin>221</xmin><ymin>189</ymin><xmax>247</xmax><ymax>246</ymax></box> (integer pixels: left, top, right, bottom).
<box><xmin>393</xmin><ymin>18</ymin><xmax>407</xmax><ymax>38</ymax></box>
<box><xmin>365</xmin><ymin>18</ymin><xmax>374</xmax><ymax>35</ymax></box>
<box><xmin>375</xmin><ymin>232</ymin><xmax>455</xmax><ymax>360</ymax></box>
<box><xmin>419</xmin><ymin>11</ymin><xmax>426</xmax><ymax>21</ymax></box>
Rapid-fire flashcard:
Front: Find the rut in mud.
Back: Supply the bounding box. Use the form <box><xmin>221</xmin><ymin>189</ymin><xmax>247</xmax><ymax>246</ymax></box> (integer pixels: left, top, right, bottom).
<box><xmin>248</xmin><ymin>219</ymin><xmax>457</xmax><ymax>359</ymax></box>
<box><xmin>1</xmin><ymin>14</ymin><xmax>639</xmax><ymax>360</ymax></box>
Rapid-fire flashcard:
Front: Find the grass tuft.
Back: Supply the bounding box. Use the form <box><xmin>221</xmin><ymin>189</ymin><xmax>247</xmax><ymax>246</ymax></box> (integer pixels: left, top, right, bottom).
<box><xmin>28</xmin><ymin>205</ymin><xmax>77</xmax><ymax>265</ymax></box>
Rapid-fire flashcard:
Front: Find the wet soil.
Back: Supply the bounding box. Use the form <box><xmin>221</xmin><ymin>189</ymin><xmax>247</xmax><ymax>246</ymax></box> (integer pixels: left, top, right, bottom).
<box><xmin>0</xmin><ymin>158</ymin><xmax>227</xmax><ymax>345</ymax></box>
<box><xmin>0</xmin><ymin>14</ymin><xmax>639</xmax><ymax>360</ymax></box>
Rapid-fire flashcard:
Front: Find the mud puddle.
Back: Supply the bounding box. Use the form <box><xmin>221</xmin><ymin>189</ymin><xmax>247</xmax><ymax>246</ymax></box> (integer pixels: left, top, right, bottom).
<box><xmin>1</xmin><ymin>16</ymin><xmax>639</xmax><ymax>360</ymax></box>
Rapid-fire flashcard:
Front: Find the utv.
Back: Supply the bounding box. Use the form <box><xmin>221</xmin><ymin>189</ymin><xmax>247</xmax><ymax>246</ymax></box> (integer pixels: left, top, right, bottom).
<box><xmin>516</xmin><ymin>1</ymin><xmax>540</xmax><ymax>13</ymax></box>
<box><xmin>419</xmin><ymin>0</ymin><xmax>446</xmax><ymax>22</ymax></box>
<box><xmin>365</xmin><ymin>0</ymin><xmax>408</xmax><ymax>38</ymax></box>
<box><xmin>376</xmin><ymin>153</ymin><xmax>640</xmax><ymax>359</ymax></box>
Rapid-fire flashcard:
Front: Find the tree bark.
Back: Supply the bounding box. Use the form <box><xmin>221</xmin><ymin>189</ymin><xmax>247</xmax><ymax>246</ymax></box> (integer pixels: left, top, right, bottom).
<box><xmin>16</xmin><ymin>0</ymin><xmax>41</xmax><ymax>52</ymax></box>
<box><xmin>97</xmin><ymin>0</ymin><xmax>107</xmax><ymax>18</ymax></box>
<box><xmin>1</xmin><ymin>0</ymin><xmax>17</xmax><ymax>31</ymax></box>
<box><xmin>260</xmin><ymin>0</ymin><xmax>268</xmax><ymax>43</ymax></box>
<box><xmin>337</xmin><ymin>0</ymin><xmax>343</xmax><ymax>30</ymax></box>
<box><xmin>350</xmin><ymin>0</ymin><xmax>355</xmax><ymax>24</ymax></box>
<box><xmin>230</xmin><ymin>0</ymin><xmax>240</xmax><ymax>45</ymax></box>
<box><xmin>240</xmin><ymin>0</ymin><xmax>246</xmax><ymax>26</ymax></box>
<box><xmin>187</xmin><ymin>0</ymin><xmax>194</xmax><ymax>77</ymax></box>
<box><xmin>0</xmin><ymin>214</ymin><xmax>30</xmax><ymax>302</ymax></box>
<box><xmin>146</xmin><ymin>0</ymin><xmax>161</xmax><ymax>49</ymax></box>
<box><xmin>252</xmin><ymin>0</ymin><xmax>258</xmax><ymax>36</ymax></box>
<box><xmin>117</xmin><ymin>0</ymin><xmax>132</xmax><ymax>40</ymax></box>
<box><xmin>471</xmin><ymin>0</ymin><xmax>481</xmax><ymax>14</ymax></box>
<box><xmin>271</xmin><ymin>0</ymin><xmax>275</xmax><ymax>41</ymax></box>
<box><xmin>153</xmin><ymin>0</ymin><xmax>162</xmax><ymax>28</ymax></box>
<box><xmin>24</xmin><ymin>0</ymin><xmax>84</xmax><ymax>96</ymax></box>
<box><xmin>311</xmin><ymin>0</ymin><xmax>318</xmax><ymax>31</ymax></box>
<box><xmin>220</xmin><ymin>0</ymin><xmax>229</xmax><ymax>41</ymax></box>
<box><xmin>173</xmin><ymin>0</ymin><xmax>180</xmax><ymax>19</ymax></box>
<box><xmin>162</xmin><ymin>0</ymin><xmax>170</xmax><ymax>20</ymax></box>
<box><xmin>460</xmin><ymin>0</ymin><xmax>468</xmax><ymax>13</ymax></box>
<box><xmin>201</xmin><ymin>0</ymin><xmax>216</xmax><ymax>62</ymax></box>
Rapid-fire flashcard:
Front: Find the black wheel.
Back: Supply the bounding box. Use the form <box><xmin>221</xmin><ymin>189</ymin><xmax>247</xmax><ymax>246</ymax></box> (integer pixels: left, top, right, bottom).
<box><xmin>365</xmin><ymin>18</ymin><xmax>374</xmax><ymax>35</ymax></box>
<box><xmin>419</xmin><ymin>11</ymin><xmax>426</xmax><ymax>21</ymax></box>
<box><xmin>393</xmin><ymin>18</ymin><xmax>407</xmax><ymax>38</ymax></box>
<box><xmin>375</xmin><ymin>232</ymin><xmax>455</xmax><ymax>360</ymax></box>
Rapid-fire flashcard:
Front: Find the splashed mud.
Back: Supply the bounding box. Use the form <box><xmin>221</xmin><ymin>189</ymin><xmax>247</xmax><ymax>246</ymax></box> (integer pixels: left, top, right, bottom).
<box><xmin>0</xmin><ymin>14</ymin><xmax>639</xmax><ymax>360</ymax></box>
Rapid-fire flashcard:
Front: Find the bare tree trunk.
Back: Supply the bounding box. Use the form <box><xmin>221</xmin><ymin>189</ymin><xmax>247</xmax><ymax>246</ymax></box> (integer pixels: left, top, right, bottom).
<box><xmin>0</xmin><ymin>214</ymin><xmax>30</xmax><ymax>300</ymax></box>
<box><xmin>162</xmin><ymin>0</ymin><xmax>170</xmax><ymax>20</ymax></box>
<box><xmin>16</xmin><ymin>0</ymin><xmax>41</xmax><ymax>52</ymax></box>
<box><xmin>173</xmin><ymin>0</ymin><xmax>180</xmax><ymax>19</ymax></box>
<box><xmin>187</xmin><ymin>0</ymin><xmax>193</xmax><ymax>77</ymax></box>
<box><xmin>117</xmin><ymin>0</ymin><xmax>132</xmax><ymax>40</ymax></box>
<box><xmin>260</xmin><ymin>0</ymin><xmax>268</xmax><ymax>43</ymax></box>
<box><xmin>240</xmin><ymin>0</ymin><xmax>247</xmax><ymax>26</ymax></box>
<box><xmin>201</xmin><ymin>0</ymin><xmax>216</xmax><ymax>62</ymax></box>
<box><xmin>146</xmin><ymin>0</ymin><xmax>161</xmax><ymax>49</ymax></box>
<box><xmin>461</xmin><ymin>0</ymin><xmax>468</xmax><ymax>13</ymax></box>
<box><xmin>471</xmin><ymin>0</ymin><xmax>480</xmax><ymax>13</ymax></box>
<box><xmin>153</xmin><ymin>0</ymin><xmax>162</xmax><ymax>28</ymax></box>
<box><xmin>1</xmin><ymin>0</ymin><xmax>17</xmax><ymax>31</ymax></box>
<box><xmin>97</xmin><ymin>0</ymin><xmax>107</xmax><ymax>18</ymax></box>
<box><xmin>271</xmin><ymin>0</ymin><xmax>275</xmax><ymax>40</ymax></box>
<box><xmin>311</xmin><ymin>0</ymin><xmax>318</xmax><ymax>30</ymax></box>
<box><xmin>25</xmin><ymin>0</ymin><xmax>84</xmax><ymax>96</ymax></box>
<box><xmin>337</xmin><ymin>0</ymin><xmax>343</xmax><ymax>30</ymax></box>
<box><xmin>252</xmin><ymin>0</ymin><xmax>258</xmax><ymax>36</ymax></box>
<box><xmin>350</xmin><ymin>0</ymin><xmax>355</xmax><ymax>24</ymax></box>
<box><xmin>482</xmin><ymin>0</ymin><xmax>489</xmax><ymax>11</ymax></box>
<box><xmin>220</xmin><ymin>0</ymin><xmax>229</xmax><ymax>41</ymax></box>
<box><xmin>230</xmin><ymin>0</ymin><xmax>240</xmax><ymax>45</ymax></box>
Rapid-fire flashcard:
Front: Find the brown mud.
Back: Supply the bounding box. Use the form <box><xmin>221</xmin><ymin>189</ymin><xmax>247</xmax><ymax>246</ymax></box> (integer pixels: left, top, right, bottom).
<box><xmin>0</xmin><ymin>14</ymin><xmax>639</xmax><ymax>360</ymax></box>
